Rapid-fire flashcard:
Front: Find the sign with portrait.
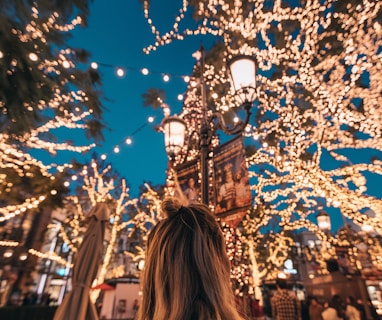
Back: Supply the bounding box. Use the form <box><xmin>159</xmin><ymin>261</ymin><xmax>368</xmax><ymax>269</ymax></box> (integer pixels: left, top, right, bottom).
<box><xmin>213</xmin><ymin>136</ymin><xmax>251</xmax><ymax>227</ymax></box>
<box><xmin>335</xmin><ymin>246</ymin><xmax>357</xmax><ymax>275</ymax></box>
<box><xmin>176</xmin><ymin>159</ymin><xmax>200</xmax><ymax>204</ymax></box>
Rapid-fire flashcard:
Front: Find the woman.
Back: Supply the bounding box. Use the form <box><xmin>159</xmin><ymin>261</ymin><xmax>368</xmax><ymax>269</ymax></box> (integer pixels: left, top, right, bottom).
<box><xmin>136</xmin><ymin>197</ymin><xmax>244</xmax><ymax>320</ymax></box>
<box><xmin>345</xmin><ymin>296</ymin><xmax>361</xmax><ymax>320</ymax></box>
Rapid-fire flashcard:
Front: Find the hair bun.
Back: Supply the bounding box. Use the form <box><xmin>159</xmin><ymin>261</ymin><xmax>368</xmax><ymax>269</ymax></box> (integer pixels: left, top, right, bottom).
<box><xmin>161</xmin><ymin>197</ymin><xmax>182</xmax><ymax>218</ymax></box>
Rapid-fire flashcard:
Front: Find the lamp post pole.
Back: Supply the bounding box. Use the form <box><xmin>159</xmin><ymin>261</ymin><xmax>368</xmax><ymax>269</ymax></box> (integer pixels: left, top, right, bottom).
<box><xmin>199</xmin><ymin>46</ymin><xmax>210</xmax><ymax>205</ymax></box>
<box><xmin>162</xmin><ymin>46</ymin><xmax>256</xmax><ymax>206</ymax></box>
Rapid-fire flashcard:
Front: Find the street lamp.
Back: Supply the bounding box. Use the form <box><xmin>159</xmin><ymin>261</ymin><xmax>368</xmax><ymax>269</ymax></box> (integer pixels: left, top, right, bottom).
<box><xmin>163</xmin><ymin>47</ymin><xmax>256</xmax><ymax>204</ymax></box>
<box><xmin>162</xmin><ymin>116</ymin><xmax>186</xmax><ymax>160</ymax></box>
<box><xmin>316</xmin><ymin>211</ymin><xmax>331</xmax><ymax>232</ymax></box>
<box><xmin>227</xmin><ymin>55</ymin><xmax>257</xmax><ymax>106</ymax></box>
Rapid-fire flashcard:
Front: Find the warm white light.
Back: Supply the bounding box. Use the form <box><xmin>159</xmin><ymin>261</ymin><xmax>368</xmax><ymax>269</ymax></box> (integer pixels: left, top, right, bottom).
<box><xmin>183</xmin><ymin>76</ymin><xmax>190</xmax><ymax>82</ymax></box>
<box><xmin>116</xmin><ymin>68</ymin><xmax>125</xmax><ymax>77</ymax></box>
<box><xmin>163</xmin><ymin>106</ymin><xmax>170</xmax><ymax>117</ymax></box>
<box><xmin>362</xmin><ymin>224</ymin><xmax>373</xmax><ymax>233</ymax></box>
<box><xmin>114</xmin><ymin>146</ymin><xmax>120</xmax><ymax>153</ymax></box>
<box><xmin>62</xmin><ymin>61</ymin><xmax>70</xmax><ymax>68</ymax></box>
<box><xmin>177</xmin><ymin>94</ymin><xmax>183</xmax><ymax>101</ymax></box>
<box><xmin>138</xmin><ymin>259</ymin><xmax>145</xmax><ymax>271</ymax></box>
<box><xmin>19</xmin><ymin>253</ymin><xmax>28</xmax><ymax>261</ymax></box>
<box><xmin>90</xmin><ymin>62</ymin><xmax>98</xmax><ymax>69</ymax></box>
<box><xmin>29</xmin><ymin>53</ymin><xmax>38</xmax><ymax>61</ymax></box>
<box><xmin>64</xmin><ymin>181</ymin><xmax>70</xmax><ymax>187</ymax></box>
<box><xmin>163</xmin><ymin>74</ymin><xmax>170</xmax><ymax>82</ymax></box>
<box><xmin>228</xmin><ymin>56</ymin><xmax>256</xmax><ymax>105</ymax></box>
<box><xmin>4</xmin><ymin>249</ymin><xmax>13</xmax><ymax>258</ymax></box>
<box><xmin>125</xmin><ymin>138</ymin><xmax>132</xmax><ymax>145</ymax></box>
<box><xmin>316</xmin><ymin>211</ymin><xmax>331</xmax><ymax>231</ymax></box>
<box><xmin>71</xmin><ymin>175</ymin><xmax>78</xmax><ymax>181</ymax></box>
<box><xmin>0</xmin><ymin>50</ymin><xmax>4</xmax><ymax>58</ymax></box>
<box><xmin>50</xmin><ymin>190</ymin><xmax>57</xmax><ymax>195</ymax></box>
<box><xmin>101</xmin><ymin>154</ymin><xmax>107</xmax><ymax>160</ymax></box>
<box><xmin>163</xmin><ymin>116</ymin><xmax>186</xmax><ymax>158</ymax></box>
<box><xmin>148</xmin><ymin>116</ymin><xmax>154</xmax><ymax>123</ymax></box>
<box><xmin>141</xmin><ymin>68</ymin><xmax>149</xmax><ymax>75</ymax></box>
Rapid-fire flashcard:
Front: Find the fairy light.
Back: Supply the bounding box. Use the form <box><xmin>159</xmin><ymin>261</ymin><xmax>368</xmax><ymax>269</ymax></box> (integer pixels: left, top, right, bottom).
<box><xmin>0</xmin><ymin>9</ymin><xmax>104</xmax><ymax>279</ymax></box>
<box><xmin>116</xmin><ymin>67</ymin><xmax>125</xmax><ymax>77</ymax></box>
<box><xmin>0</xmin><ymin>241</ymin><xmax>19</xmax><ymax>247</ymax></box>
<box><xmin>142</xmin><ymin>0</ymin><xmax>382</xmax><ymax>282</ymax></box>
<box><xmin>28</xmin><ymin>249</ymin><xmax>71</xmax><ymax>267</ymax></box>
<box><xmin>28</xmin><ymin>52</ymin><xmax>38</xmax><ymax>61</ymax></box>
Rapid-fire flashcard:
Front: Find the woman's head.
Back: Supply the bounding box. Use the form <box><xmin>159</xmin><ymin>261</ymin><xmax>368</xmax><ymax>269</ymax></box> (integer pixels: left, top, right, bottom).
<box><xmin>137</xmin><ymin>197</ymin><xmax>242</xmax><ymax>320</ymax></box>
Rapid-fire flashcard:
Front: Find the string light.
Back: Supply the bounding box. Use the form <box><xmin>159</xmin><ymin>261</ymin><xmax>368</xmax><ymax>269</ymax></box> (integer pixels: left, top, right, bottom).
<box><xmin>93</xmin><ymin>116</ymin><xmax>159</xmax><ymax>165</ymax></box>
<box><xmin>116</xmin><ymin>67</ymin><xmax>125</xmax><ymax>77</ymax></box>
<box><xmin>142</xmin><ymin>0</ymin><xmax>382</xmax><ymax>284</ymax></box>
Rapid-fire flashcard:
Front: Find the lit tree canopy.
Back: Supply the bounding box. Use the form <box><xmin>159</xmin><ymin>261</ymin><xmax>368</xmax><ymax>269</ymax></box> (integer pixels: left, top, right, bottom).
<box><xmin>142</xmin><ymin>0</ymin><xmax>382</xmax><ymax>277</ymax></box>
<box><xmin>0</xmin><ymin>0</ymin><xmax>106</xmax><ymax>213</ymax></box>
<box><xmin>0</xmin><ymin>0</ymin><xmax>104</xmax><ymax>138</ymax></box>
<box><xmin>0</xmin><ymin>0</ymin><xmax>106</xmax><ymax>276</ymax></box>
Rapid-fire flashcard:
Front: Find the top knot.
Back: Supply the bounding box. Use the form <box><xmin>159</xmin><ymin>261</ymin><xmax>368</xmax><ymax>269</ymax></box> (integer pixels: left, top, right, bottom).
<box><xmin>161</xmin><ymin>197</ymin><xmax>183</xmax><ymax>218</ymax></box>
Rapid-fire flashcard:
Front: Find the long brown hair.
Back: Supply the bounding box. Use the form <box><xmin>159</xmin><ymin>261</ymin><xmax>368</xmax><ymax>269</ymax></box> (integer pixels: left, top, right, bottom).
<box><xmin>136</xmin><ymin>197</ymin><xmax>243</xmax><ymax>320</ymax></box>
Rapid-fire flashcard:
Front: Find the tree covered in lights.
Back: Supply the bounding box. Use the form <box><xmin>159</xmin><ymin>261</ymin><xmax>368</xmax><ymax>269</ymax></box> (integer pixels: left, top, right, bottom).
<box><xmin>0</xmin><ymin>0</ymin><xmax>105</xmax><ymax>298</ymax></box>
<box><xmin>120</xmin><ymin>183</ymin><xmax>164</xmax><ymax>276</ymax></box>
<box><xmin>51</xmin><ymin>158</ymin><xmax>166</xmax><ymax>301</ymax></box>
<box><xmin>142</xmin><ymin>0</ymin><xmax>382</xmax><ymax>286</ymax></box>
<box><xmin>52</xmin><ymin>159</ymin><xmax>136</xmax><ymax>300</ymax></box>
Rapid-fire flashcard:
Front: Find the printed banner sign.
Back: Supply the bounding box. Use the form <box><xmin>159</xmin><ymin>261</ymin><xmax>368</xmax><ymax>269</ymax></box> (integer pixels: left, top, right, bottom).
<box><xmin>175</xmin><ymin>159</ymin><xmax>200</xmax><ymax>204</ymax></box>
<box><xmin>335</xmin><ymin>247</ymin><xmax>357</xmax><ymax>275</ymax></box>
<box><xmin>213</xmin><ymin>136</ymin><xmax>251</xmax><ymax>227</ymax></box>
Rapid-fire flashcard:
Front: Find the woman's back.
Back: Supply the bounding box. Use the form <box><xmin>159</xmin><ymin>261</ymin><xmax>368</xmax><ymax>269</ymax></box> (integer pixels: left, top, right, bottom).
<box><xmin>136</xmin><ymin>198</ymin><xmax>244</xmax><ymax>320</ymax></box>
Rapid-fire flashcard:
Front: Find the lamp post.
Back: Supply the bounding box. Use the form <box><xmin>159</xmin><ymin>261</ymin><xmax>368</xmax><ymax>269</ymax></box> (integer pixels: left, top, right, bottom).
<box><xmin>316</xmin><ymin>211</ymin><xmax>331</xmax><ymax>233</ymax></box>
<box><xmin>163</xmin><ymin>47</ymin><xmax>256</xmax><ymax>205</ymax></box>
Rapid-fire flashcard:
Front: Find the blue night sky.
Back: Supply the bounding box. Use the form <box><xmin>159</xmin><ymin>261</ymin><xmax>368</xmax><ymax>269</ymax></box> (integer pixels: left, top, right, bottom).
<box><xmin>65</xmin><ymin>1</ymin><xmax>213</xmax><ymax>196</ymax></box>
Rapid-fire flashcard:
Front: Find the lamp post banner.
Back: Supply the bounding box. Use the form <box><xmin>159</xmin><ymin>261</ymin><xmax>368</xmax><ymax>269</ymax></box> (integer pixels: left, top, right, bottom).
<box><xmin>213</xmin><ymin>136</ymin><xmax>251</xmax><ymax>227</ymax></box>
<box><xmin>175</xmin><ymin>159</ymin><xmax>200</xmax><ymax>204</ymax></box>
<box><xmin>335</xmin><ymin>246</ymin><xmax>357</xmax><ymax>275</ymax></box>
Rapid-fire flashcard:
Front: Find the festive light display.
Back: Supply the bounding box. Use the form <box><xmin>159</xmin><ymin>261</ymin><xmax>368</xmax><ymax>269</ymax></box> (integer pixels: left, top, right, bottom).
<box><xmin>0</xmin><ymin>2</ymin><xmax>106</xmax><ymax>298</ymax></box>
<box><xmin>48</xmin><ymin>159</ymin><xmax>137</xmax><ymax>301</ymax></box>
<box><xmin>142</xmin><ymin>0</ymin><xmax>382</xmax><ymax>284</ymax></box>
